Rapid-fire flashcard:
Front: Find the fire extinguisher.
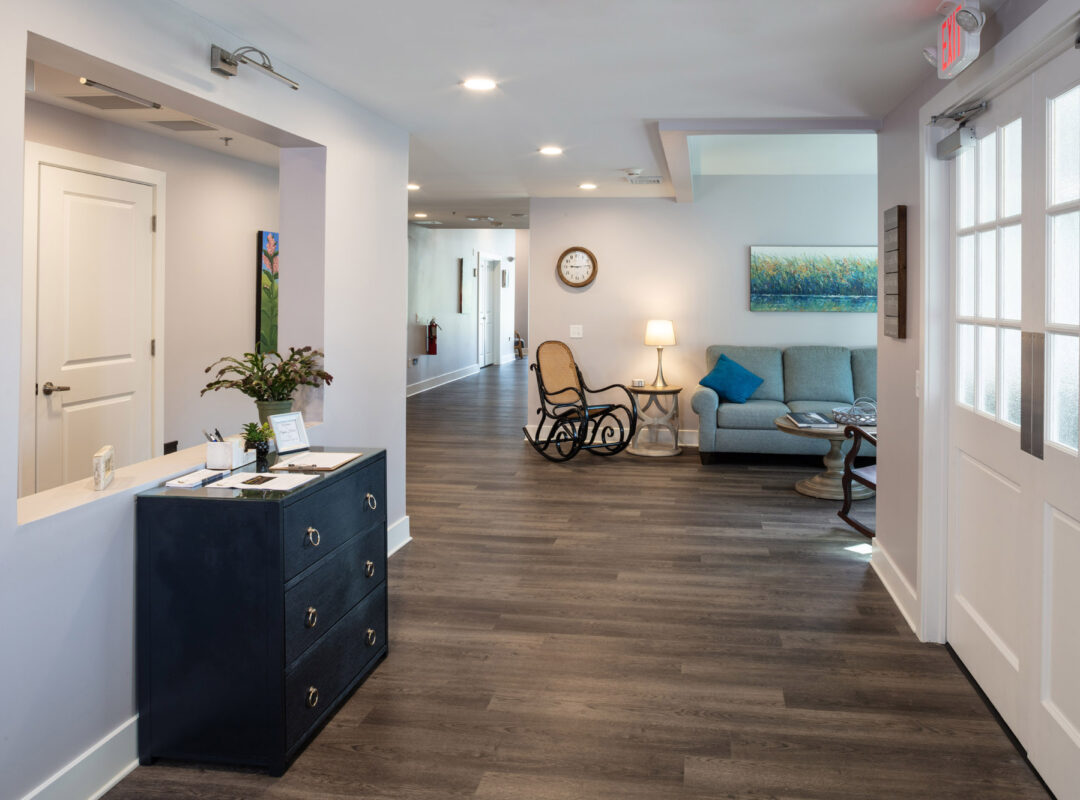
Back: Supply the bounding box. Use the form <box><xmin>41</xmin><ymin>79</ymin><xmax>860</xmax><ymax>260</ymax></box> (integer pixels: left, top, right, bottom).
<box><xmin>426</xmin><ymin>319</ymin><xmax>441</xmax><ymax>355</ymax></box>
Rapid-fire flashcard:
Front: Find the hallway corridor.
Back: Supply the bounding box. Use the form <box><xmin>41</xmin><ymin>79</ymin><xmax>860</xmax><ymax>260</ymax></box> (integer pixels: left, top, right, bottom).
<box><xmin>108</xmin><ymin>360</ymin><xmax>1047</xmax><ymax>799</ymax></box>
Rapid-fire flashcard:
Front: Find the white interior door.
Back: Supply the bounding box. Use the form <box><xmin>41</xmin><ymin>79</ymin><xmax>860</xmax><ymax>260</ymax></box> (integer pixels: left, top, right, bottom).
<box><xmin>35</xmin><ymin>164</ymin><xmax>155</xmax><ymax>491</ymax></box>
<box><xmin>947</xmin><ymin>45</ymin><xmax>1080</xmax><ymax>799</ymax></box>
<box><xmin>477</xmin><ymin>256</ymin><xmax>499</xmax><ymax>367</ymax></box>
<box><xmin>477</xmin><ymin>256</ymin><xmax>489</xmax><ymax>366</ymax></box>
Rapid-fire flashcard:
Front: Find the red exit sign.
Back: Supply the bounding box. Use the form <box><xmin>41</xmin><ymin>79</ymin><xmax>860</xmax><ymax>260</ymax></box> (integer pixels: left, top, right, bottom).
<box><xmin>938</xmin><ymin>3</ymin><xmax>981</xmax><ymax>79</ymax></box>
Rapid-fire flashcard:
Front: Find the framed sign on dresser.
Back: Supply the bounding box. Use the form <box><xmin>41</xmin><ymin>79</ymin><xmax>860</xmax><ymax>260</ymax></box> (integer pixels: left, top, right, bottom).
<box><xmin>136</xmin><ymin>447</ymin><xmax>388</xmax><ymax>776</ymax></box>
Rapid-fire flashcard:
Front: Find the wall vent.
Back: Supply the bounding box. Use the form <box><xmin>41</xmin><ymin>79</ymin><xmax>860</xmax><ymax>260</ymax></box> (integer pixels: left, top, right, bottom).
<box><xmin>67</xmin><ymin>94</ymin><xmax>147</xmax><ymax>111</ymax></box>
<box><xmin>150</xmin><ymin>120</ymin><xmax>218</xmax><ymax>132</ymax></box>
<box><xmin>627</xmin><ymin>175</ymin><xmax>663</xmax><ymax>185</ymax></box>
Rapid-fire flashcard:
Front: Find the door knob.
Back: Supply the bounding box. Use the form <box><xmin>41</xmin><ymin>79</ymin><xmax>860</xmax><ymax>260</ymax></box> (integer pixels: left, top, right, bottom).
<box><xmin>42</xmin><ymin>382</ymin><xmax>71</xmax><ymax>396</ymax></box>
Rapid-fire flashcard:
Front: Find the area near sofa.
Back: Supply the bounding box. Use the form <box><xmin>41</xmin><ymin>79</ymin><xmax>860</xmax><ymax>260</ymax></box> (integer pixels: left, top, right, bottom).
<box><xmin>693</xmin><ymin>345</ymin><xmax>877</xmax><ymax>462</ymax></box>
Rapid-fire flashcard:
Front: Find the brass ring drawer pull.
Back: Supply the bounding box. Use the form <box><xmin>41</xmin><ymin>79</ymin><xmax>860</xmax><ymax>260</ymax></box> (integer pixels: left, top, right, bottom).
<box><xmin>365</xmin><ymin>493</ymin><xmax>377</xmax><ymax>511</ymax></box>
<box><xmin>306</xmin><ymin>526</ymin><xmax>321</xmax><ymax>547</ymax></box>
<box><xmin>364</xmin><ymin>560</ymin><xmax>375</xmax><ymax>578</ymax></box>
<box><xmin>306</xmin><ymin>686</ymin><xmax>319</xmax><ymax>708</ymax></box>
<box><xmin>365</xmin><ymin>628</ymin><xmax>377</xmax><ymax>647</ymax></box>
<box><xmin>305</xmin><ymin>606</ymin><xmax>318</xmax><ymax>628</ymax></box>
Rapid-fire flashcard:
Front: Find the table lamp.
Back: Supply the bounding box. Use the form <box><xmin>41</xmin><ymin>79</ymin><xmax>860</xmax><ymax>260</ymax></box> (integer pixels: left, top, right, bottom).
<box><xmin>644</xmin><ymin>319</ymin><xmax>676</xmax><ymax>388</ymax></box>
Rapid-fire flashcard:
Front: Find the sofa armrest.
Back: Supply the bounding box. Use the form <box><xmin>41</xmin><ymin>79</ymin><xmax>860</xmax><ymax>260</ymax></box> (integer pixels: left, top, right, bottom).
<box><xmin>691</xmin><ymin>387</ymin><xmax>719</xmax><ymax>441</ymax></box>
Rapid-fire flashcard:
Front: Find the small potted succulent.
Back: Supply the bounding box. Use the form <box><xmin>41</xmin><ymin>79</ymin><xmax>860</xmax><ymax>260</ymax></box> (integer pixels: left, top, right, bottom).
<box><xmin>202</xmin><ymin>346</ymin><xmax>333</xmax><ymax>423</ymax></box>
<box><xmin>242</xmin><ymin>421</ymin><xmax>274</xmax><ymax>467</ymax></box>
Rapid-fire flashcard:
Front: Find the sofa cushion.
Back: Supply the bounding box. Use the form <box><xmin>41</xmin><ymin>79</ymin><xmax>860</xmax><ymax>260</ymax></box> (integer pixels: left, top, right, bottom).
<box><xmin>716</xmin><ymin>399</ymin><xmax>790</xmax><ymax>431</ymax></box>
<box><xmin>699</xmin><ymin>355</ymin><xmax>764</xmax><ymax>404</ymax></box>
<box><xmin>706</xmin><ymin>346</ymin><xmax>783</xmax><ymax>402</ymax></box>
<box><xmin>783</xmin><ymin>346</ymin><xmax>854</xmax><ymax>404</ymax></box>
<box><xmin>851</xmin><ymin>348</ymin><xmax>877</xmax><ymax>401</ymax></box>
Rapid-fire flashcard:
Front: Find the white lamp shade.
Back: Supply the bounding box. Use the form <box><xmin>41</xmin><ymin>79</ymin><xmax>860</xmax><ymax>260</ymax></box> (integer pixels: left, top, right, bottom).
<box><xmin>644</xmin><ymin>319</ymin><xmax>676</xmax><ymax>347</ymax></box>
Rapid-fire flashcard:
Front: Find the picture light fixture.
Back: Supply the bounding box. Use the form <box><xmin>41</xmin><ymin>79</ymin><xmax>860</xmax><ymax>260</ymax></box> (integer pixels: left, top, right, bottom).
<box><xmin>210</xmin><ymin>45</ymin><xmax>299</xmax><ymax>91</ymax></box>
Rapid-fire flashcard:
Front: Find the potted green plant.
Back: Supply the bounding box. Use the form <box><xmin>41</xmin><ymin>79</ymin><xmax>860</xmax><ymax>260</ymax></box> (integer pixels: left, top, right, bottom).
<box><xmin>242</xmin><ymin>421</ymin><xmax>274</xmax><ymax>465</ymax></box>
<box><xmin>202</xmin><ymin>346</ymin><xmax>333</xmax><ymax>423</ymax></box>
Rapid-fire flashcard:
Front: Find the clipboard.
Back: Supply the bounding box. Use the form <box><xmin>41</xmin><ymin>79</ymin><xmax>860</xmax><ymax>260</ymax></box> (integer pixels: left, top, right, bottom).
<box><xmin>269</xmin><ymin>451</ymin><xmax>363</xmax><ymax>472</ymax></box>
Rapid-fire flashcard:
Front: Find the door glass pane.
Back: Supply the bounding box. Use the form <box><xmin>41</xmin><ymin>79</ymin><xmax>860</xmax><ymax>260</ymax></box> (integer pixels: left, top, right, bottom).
<box><xmin>977</xmin><ymin>132</ymin><xmax>997</xmax><ymax>224</ymax></box>
<box><xmin>1050</xmin><ymin>211</ymin><xmax>1080</xmax><ymax>326</ymax></box>
<box><xmin>957</xmin><ymin>323</ymin><xmax>975</xmax><ymax>407</ymax></box>
<box><xmin>958</xmin><ymin>234</ymin><xmax>976</xmax><ymax>316</ymax></box>
<box><xmin>1000</xmin><ymin>118</ymin><xmax>1022</xmax><ymax>218</ymax></box>
<box><xmin>958</xmin><ymin>146</ymin><xmax>975</xmax><ymax>230</ymax></box>
<box><xmin>978</xmin><ymin>324</ymin><xmax>997</xmax><ymax>415</ymax></box>
<box><xmin>1000</xmin><ymin>328</ymin><xmax>1021</xmax><ymax>426</ymax></box>
<box><xmin>1051</xmin><ymin>84</ymin><xmax>1080</xmax><ymax>206</ymax></box>
<box><xmin>999</xmin><ymin>225</ymin><xmax>1022</xmax><ymax>321</ymax></box>
<box><xmin>1048</xmin><ymin>333</ymin><xmax>1079</xmax><ymax>451</ymax></box>
<box><xmin>977</xmin><ymin>230</ymin><xmax>997</xmax><ymax>318</ymax></box>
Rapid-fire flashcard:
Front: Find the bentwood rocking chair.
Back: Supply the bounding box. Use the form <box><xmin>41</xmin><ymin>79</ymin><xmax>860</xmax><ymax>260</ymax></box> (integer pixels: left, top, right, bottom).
<box><xmin>524</xmin><ymin>341</ymin><xmax>638</xmax><ymax>462</ymax></box>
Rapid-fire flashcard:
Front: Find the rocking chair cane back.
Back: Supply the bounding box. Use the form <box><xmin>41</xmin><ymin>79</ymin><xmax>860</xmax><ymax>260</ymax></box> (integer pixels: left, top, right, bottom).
<box><xmin>523</xmin><ymin>341</ymin><xmax>638</xmax><ymax>462</ymax></box>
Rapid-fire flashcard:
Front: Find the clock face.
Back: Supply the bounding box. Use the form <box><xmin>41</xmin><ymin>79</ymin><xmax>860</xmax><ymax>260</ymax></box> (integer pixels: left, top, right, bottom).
<box><xmin>557</xmin><ymin>247</ymin><xmax>598</xmax><ymax>288</ymax></box>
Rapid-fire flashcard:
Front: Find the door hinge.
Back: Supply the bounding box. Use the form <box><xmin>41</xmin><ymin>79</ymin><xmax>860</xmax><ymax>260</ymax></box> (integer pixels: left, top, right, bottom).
<box><xmin>151</xmin><ymin>338</ymin><xmax>156</xmax><ymax>357</ymax></box>
<box><xmin>35</xmin><ymin>382</ymin><xmax>38</xmax><ymax>396</ymax></box>
<box><xmin>151</xmin><ymin>215</ymin><xmax>157</xmax><ymax>232</ymax></box>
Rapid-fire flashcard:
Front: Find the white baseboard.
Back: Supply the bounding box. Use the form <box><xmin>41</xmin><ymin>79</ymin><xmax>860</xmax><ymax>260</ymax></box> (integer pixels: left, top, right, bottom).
<box><xmin>871</xmin><ymin>539</ymin><xmax>920</xmax><ymax>637</ymax></box>
<box><xmin>406</xmin><ymin>364</ymin><xmax>480</xmax><ymax>397</ymax></box>
<box><xmin>20</xmin><ymin>716</ymin><xmax>137</xmax><ymax>800</ymax></box>
<box><xmin>677</xmin><ymin>429</ymin><xmax>699</xmax><ymax>448</ymax></box>
<box><xmin>499</xmin><ymin>353</ymin><xmax>516</xmax><ymax>365</ymax></box>
<box><xmin>388</xmin><ymin>515</ymin><xmax>411</xmax><ymax>556</ymax></box>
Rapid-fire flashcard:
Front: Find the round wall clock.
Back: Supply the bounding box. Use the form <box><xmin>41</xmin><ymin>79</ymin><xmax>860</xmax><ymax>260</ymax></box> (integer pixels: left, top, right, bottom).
<box><xmin>556</xmin><ymin>246</ymin><xmax>598</xmax><ymax>288</ymax></box>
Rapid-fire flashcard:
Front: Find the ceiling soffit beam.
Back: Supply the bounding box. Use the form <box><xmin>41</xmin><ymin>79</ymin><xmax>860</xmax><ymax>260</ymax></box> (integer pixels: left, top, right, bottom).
<box><xmin>657</xmin><ymin>117</ymin><xmax>883</xmax><ymax>204</ymax></box>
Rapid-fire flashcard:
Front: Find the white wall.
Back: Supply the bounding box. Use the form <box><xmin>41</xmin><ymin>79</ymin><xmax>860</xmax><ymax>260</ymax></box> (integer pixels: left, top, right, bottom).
<box><xmin>514</xmin><ymin>228</ymin><xmax>530</xmax><ymax>352</ymax></box>
<box><xmin>406</xmin><ymin>224</ymin><xmax>516</xmax><ymax>391</ymax></box>
<box><xmin>528</xmin><ymin>174</ymin><xmax>878</xmax><ymax>427</ymax></box>
<box><xmin>872</xmin><ymin>0</ymin><xmax>1052</xmax><ymax>634</ymax></box>
<box><xmin>0</xmin><ymin>4</ymin><xmax>408</xmax><ymax>800</ymax></box>
<box><xmin>24</xmin><ymin>98</ymin><xmax>280</xmax><ymax>452</ymax></box>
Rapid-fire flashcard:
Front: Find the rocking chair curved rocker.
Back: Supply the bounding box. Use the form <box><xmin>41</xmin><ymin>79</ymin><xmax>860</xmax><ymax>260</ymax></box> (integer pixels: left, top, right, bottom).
<box><xmin>524</xmin><ymin>340</ymin><xmax>638</xmax><ymax>462</ymax></box>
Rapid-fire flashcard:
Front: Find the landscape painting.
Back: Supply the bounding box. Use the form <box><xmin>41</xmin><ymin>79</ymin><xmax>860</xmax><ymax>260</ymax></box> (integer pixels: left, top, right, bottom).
<box><xmin>256</xmin><ymin>230</ymin><xmax>279</xmax><ymax>351</ymax></box>
<box><xmin>749</xmin><ymin>245</ymin><xmax>877</xmax><ymax>312</ymax></box>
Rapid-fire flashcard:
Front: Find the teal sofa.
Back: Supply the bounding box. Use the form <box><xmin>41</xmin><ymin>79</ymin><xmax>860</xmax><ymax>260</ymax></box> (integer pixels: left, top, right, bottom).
<box><xmin>692</xmin><ymin>345</ymin><xmax>876</xmax><ymax>463</ymax></box>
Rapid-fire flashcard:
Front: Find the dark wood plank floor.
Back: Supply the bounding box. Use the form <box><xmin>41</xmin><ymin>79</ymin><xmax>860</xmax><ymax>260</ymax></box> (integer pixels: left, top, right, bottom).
<box><xmin>108</xmin><ymin>359</ymin><xmax>1048</xmax><ymax>799</ymax></box>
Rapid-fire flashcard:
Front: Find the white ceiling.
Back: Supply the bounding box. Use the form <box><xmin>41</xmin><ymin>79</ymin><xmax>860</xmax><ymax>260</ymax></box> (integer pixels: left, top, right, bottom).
<box><xmin>690</xmin><ymin>133</ymin><xmax>878</xmax><ymax>176</ymax></box>
<box><xmin>168</xmin><ymin>0</ymin><xmax>967</xmax><ymax>227</ymax></box>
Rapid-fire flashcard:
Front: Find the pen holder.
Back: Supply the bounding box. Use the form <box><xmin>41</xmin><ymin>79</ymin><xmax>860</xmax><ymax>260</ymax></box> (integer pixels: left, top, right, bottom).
<box><xmin>206</xmin><ymin>437</ymin><xmax>256</xmax><ymax>470</ymax></box>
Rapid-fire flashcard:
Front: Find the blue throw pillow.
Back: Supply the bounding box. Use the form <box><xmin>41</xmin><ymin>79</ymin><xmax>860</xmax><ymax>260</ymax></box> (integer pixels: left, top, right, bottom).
<box><xmin>699</xmin><ymin>355</ymin><xmax>764</xmax><ymax>404</ymax></box>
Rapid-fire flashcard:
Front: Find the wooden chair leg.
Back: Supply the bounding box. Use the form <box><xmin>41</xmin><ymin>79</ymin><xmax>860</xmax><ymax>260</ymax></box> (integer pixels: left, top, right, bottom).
<box><xmin>837</xmin><ymin>475</ymin><xmax>875</xmax><ymax>539</ymax></box>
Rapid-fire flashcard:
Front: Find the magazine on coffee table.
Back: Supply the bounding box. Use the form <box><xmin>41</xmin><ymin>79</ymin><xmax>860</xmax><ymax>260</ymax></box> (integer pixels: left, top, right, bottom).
<box><xmin>785</xmin><ymin>411</ymin><xmax>837</xmax><ymax>428</ymax></box>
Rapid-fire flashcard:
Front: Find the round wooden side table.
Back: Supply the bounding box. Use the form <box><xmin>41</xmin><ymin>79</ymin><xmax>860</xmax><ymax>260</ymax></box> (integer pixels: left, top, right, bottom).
<box><xmin>774</xmin><ymin>415</ymin><xmax>876</xmax><ymax>500</ymax></box>
<box><xmin>628</xmin><ymin>385</ymin><xmax>682</xmax><ymax>457</ymax></box>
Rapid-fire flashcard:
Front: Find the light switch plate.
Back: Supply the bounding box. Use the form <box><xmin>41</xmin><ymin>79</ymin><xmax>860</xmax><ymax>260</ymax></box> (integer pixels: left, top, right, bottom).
<box><xmin>569</xmin><ymin>325</ymin><xmax>583</xmax><ymax>339</ymax></box>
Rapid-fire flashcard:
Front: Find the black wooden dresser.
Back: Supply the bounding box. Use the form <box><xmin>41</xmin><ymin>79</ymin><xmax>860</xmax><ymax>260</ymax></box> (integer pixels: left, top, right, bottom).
<box><xmin>136</xmin><ymin>447</ymin><xmax>388</xmax><ymax>775</ymax></box>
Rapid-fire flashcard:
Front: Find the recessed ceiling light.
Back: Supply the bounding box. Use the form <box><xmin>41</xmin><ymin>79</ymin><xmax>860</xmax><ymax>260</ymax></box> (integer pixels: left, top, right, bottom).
<box><xmin>413</xmin><ymin>212</ymin><xmax>428</xmax><ymax>218</ymax></box>
<box><xmin>462</xmin><ymin>77</ymin><xmax>497</xmax><ymax>91</ymax></box>
<box><xmin>539</xmin><ymin>146</ymin><xmax>563</xmax><ymax>156</ymax></box>
<box><xmin>579</xmin><ymin>183</ymin><xmax>597</xmax><ymax>190</ymax></box>
<box><xmin>407</xmin><ymin>183</ymin><xmax>420</xmax><ymax>191</ymax></box>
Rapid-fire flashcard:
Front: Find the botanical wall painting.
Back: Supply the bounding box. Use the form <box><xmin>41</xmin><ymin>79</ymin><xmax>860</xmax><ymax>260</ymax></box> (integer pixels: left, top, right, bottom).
<box><xmin>257</xmin><ymin>230</ymin><xmax>279</xmax><ymax>351</ymax></box>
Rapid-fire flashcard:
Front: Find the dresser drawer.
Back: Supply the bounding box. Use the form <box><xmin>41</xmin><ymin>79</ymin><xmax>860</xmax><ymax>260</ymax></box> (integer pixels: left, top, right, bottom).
<box><xmin>284</xmin><ymin>585</ymin><xmax>387</xmax><ymax>749</ymax></box>
<box><xmin>282</xmin><ymin>461</ymin><xmax>385</xmax><ymax>580</ymax></box>
<box><xmin>283</xmin><ymin>525</ymin><xmax>385</xmax><ymax>664</ymax></box>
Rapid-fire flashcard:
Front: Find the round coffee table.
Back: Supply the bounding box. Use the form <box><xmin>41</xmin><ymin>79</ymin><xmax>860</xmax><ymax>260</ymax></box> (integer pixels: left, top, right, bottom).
<box><xmin>773</xmin><ymin>416</ymin><xmax>876</xmax><ymax>500</ymax></box>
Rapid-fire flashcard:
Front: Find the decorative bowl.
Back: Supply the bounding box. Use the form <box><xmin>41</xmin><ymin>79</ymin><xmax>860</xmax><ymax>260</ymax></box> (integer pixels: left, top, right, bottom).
<box><xmin>833</xmin><ymin>397</ymin><xmax>877</xmax><ymax>427</ymax></box>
